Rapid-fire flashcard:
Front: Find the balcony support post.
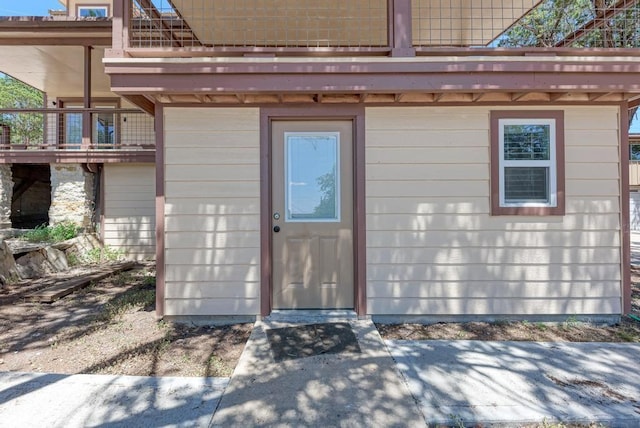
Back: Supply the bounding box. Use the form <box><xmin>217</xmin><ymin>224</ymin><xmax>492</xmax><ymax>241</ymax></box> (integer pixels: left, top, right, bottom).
<box><xmin>389</xmin><ymin>0</ymin><xmax>415</xmax><ymax>57</ymax></box>
<box><xmin>82</xmin><ymin>45</ymin><xmax>93</xmax><ymax>149</ymax></box>
<box><xmin>111</xmin><ymin>0</ymin><xmax>130</xmax><ymax>56</ymax></box>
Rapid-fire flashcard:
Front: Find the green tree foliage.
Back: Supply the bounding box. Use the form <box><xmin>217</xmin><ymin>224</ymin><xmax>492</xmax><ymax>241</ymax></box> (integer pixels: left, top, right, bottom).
<box><xmin>498</xmin><ymin>0</ymin><xmax>640</xmax><ymax>48</ymax></box>
<box><xmin>0</xmin><ymin>74</ymin><xmax>44</xmax><ymax>145</ymax></box>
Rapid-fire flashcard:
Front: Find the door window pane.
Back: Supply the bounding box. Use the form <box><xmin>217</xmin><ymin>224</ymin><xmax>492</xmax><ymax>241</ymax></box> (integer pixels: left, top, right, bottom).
<box><xmin>285</xmin><ymin>132</ymin><xmax>340</xmax><ymax>221</ymax></box>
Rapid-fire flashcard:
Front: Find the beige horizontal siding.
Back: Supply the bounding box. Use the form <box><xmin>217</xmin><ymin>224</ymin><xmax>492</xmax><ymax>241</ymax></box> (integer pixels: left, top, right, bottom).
<box><xmin>366</xmin><ymin>129</ymin><xmax>489</xmax><ymax>147</ymax></box>
<box><xmin>164</xmin><ymin>107</ymin><xmax>260</xmax><ymax>317</ymax></box>
<box><xmin>367</xmin><ymin>196</ymin><xmax>619</xmax><ymax>215</ymax></box>
<box><xmin>164</xmin><ymin>198</ymin><xmax>259</xmax><ymax>216</ymax></box>
<box><xmin>164</xmin><ymin>282</ymin><xmax>261</xmax><ymax>299</ymax></box>
<box><xmin>367</xmin><ymin>147</ymin><xmax>489</xmax><ymax>164</ymax></box>
<box><xmin>163</xmin><ymin>298</ymin><xmax>259</xmax><ymax>317</ymax></box>
<box><xmin>367</xmin><ymin>247</ymin><xmax>621</xmax><ymax>265</ymax></box>
<box><xmin>103</xmin><ymin>163</ymin><xmax>156</xmax><ymax>260</ymax></box>
<box><xmin>368</xmin><ymin>281</ymin><xmax>622</xmax><ymax>299</ymax></box>
<box><xmin>165</xmin><ymin>231</ymin><xmax>260</xmax><ymax>249</ymax></box>
<box><xmin>368</xmin><ymin>298</ymin><xmax>621</xmax><ymax>316</ymax></box>
<box><xmin>367</xmin><ymin>213</ymin><xmax>620</xmax><ymax>231</ymax></box>
<box><xmin>564</xmin><ymin>130</ymin><xmax>620</xmax><ymax>146</ymax></box>
<box><xmin>367</xmin><ymin>230</ymin><xmax>621</xmax><ymax>248</ymax></box>
<box><xmin>166</xmin><ymin>181</ymin><xmax>258</xmax><ymax>198</ymax></box>
<box><xmin>366</xmin><ymin>106</ymin><xmax>622</xmax><ymax>316</ymax></box>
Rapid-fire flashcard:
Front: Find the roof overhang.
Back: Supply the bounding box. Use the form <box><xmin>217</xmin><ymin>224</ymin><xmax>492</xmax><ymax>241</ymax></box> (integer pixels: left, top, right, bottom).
<box><xmin>0</xmin><ymin>18</ymin><xmax>113</xmax><ymax>97</ymax></box>
<box><xmin>104</xmin><ymin>55</ymin><xmax>640</xmax><ymax>106</ymax></box>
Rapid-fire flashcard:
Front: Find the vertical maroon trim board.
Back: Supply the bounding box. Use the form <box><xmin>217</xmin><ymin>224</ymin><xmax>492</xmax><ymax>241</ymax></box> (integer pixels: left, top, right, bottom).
<box><xmin>620</xmin><ymin>103</ymin><xmax>631</xmax><ymax>314</ymax></box>
<box><xmin>259</xmin><ymin>112</ymin><xmax>272</xmax><ymax>317</ymax></box>
<box><xmin>155</xmin><ymin>103</ymin><xmax>165</xmax><ymax>318</ymax></box>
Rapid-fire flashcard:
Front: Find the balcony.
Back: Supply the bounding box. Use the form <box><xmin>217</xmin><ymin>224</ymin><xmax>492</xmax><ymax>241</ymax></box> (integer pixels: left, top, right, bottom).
<box><xmin>0</xmin><ymin>108</ymin><xmax>155</xmax><ymax>164</ymax></box>
<box><xmin>121</xmin><ymin>0</ymin><xmax>640</xmax><ymax>56</ymax></box>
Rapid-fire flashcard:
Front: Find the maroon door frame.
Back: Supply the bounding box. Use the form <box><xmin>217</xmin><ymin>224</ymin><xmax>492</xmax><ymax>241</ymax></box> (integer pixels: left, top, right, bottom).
<box><xmin>260</xmin><ymin>106</ymin><xmax>367</xmax><ymax>317</ymax></box>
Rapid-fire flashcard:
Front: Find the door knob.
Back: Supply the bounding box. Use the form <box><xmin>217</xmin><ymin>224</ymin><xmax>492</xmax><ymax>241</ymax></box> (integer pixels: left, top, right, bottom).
<box><xmin>273</xmin><ymin>225</ymin><xmax>281</xmax><ymax>233</ymax></box>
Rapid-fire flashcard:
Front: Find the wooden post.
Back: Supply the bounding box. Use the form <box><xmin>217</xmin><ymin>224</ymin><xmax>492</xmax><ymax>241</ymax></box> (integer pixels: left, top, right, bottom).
<box><xmin>82</xmin><ymin>45</ymin><xmax>92</xmax><ymax>149</ymax></box>
<box><xmin>390</xmin><ymin>0</ymin><xmax>415</xmax><ymax>57</ymax></box>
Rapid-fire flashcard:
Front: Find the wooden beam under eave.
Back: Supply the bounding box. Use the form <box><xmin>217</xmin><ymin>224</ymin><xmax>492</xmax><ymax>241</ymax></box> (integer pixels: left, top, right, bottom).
<box><xmin>589</xmin><ymin>92</ymin><xmax>615</xmax><ymax>101</ymax></box>
<box><xmin>436</xmin><ymin>93</ymin><xmax>473</xmax><ymax>102</ymax></box>
<box><xmin>363</xmin><ymin>94</ymin><xmax>395</xmax><ymax>103</ymax></box>
<box><xmin>472</xmin><ymin>93</ymin><xmax>486</xmax><ymax>102</ymax></box>
<box><xmin>245</xmin><ymin>94</ymin><xmax>280</xmax><ymax>103</ymax></box>
<box><xmin>514</xmin><ymin>92</ymin><xmax>553</xmax><ymax>102</ymax></box>
<box><xmin>398</xmin><ymin>93</ymin><xmax>435</xmax><ymax>103</ymax></box>
<box><xmin>122</xmin><ymin>95</ymin><xmax>155</xmax><ymax>115</ymax></box>
<box><xmin>550</xmin><ymin>92</ymin><xmax>570</xmax><ymax>102</ymax></box>
<box><xmin>283</xmin><ymin>94</ymin><xmax>316</xmax><ymax>103</ymax></box>
<box><xmin>208</xmin><ymin>95</ymin><xmax>242</xmax><ymax>104</ymax></box>
<box><xmin>321</xmin><ymin>94</ymin><xmax>360</xmax><ymax>103</ymax></box>
<box><xmin>170</xmin><ymin>94</ymin><xmax>202</xmax><ymax>103</ymax></box>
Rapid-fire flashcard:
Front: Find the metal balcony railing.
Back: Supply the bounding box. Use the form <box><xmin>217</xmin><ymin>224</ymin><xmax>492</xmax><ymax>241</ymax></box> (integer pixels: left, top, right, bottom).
<box><xmin>129</xmin><ymin>0</ymin><xmax>388</xmax><ymax>49</ymax></box>
<box><xmin>0</xmin><ymin>108</ymin><xmax>155</xmax><ymax>150</ymax></box>
<box><xmin>126</xmin><ymin>0</ymin><xmax>640</xmax><ymax>51</ymax></box>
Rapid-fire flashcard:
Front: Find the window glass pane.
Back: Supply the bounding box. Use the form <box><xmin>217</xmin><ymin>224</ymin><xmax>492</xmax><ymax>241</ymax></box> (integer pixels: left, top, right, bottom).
<box><xmin>286</xmin><ymin>133</ymin><xmax>339</xmax><ymax>221</ymax></box>
<box><xmin>93</xmin><ymin>111</ymin><xmax>115</xmax><ymax>146</ymax></box>
<box><xmin>78</xmin><ymin>7</ymin><xmax>107</xmax><ymax>17</ymax></box>
<box><xmin>504</xmin><ymin>124</ymin><xmax>550</xmax><ymax>160</ymax></box>
<box><xmin>631</xmin><ymin>144</ymin><xmax>640</xmax><ymax>160</ymax></box>
<box><xmin>65</xmin><ymin>112</ymin><xmax>82</xmax><ymax>149</ymax></box>
<box><xmin>504</xmin><ymin>167</ymin><xmax>549</xmax><ymax>203</ymax></box>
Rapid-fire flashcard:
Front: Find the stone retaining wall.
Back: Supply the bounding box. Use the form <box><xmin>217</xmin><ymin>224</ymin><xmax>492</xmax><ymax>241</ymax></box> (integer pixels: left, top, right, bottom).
<box><xmin>49</xmin><ymin>164</ymin><xmax>94</xmax><ymax>228</ymax></box>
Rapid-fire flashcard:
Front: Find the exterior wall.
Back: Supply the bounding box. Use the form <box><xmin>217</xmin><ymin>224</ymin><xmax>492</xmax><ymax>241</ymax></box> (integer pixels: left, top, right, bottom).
<box><xmin>103</xmin><ymin>163</ymin><xmax>155</xmax><ymax>259</ymax></box>
<box><xmin>163</xmin><ymin>108</ymin><xmax>260</xmax><ymax>317</ymax></box>
<box><xmin>365</xmin><ymin>106</ymin><xmax>622</xmax><ymax>317</ymax></box>
<box><xmin>49</xmin><ymin>164</ymin><xmax>94</xmax><ymax>227</ymax></box>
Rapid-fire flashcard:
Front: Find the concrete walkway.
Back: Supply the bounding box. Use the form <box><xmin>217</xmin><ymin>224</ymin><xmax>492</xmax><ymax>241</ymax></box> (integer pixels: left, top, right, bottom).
<box><xmin>1</xmin><ymin>321</ymin><xmax>639</xmax><ymax>427</ymax></box>
<box><xmin>210</xmin><ymin>314</ymin><xmax>425</xmax><ymax>427</ymax></box>
<box><xmin>0</xmin><ymin>372</ymin><xmax>228</xmax><ymax>427</ymax></box>
<box><xmin>391</xmin><ymin>340</ymin><xmax>640</xmax><ymax>427</ymax></box>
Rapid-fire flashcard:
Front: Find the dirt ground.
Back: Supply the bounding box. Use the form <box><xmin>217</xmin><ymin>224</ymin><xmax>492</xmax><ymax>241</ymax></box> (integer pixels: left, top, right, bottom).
<box><xmin>0</xmin><ymin>262</ymin><xmax>251</xmax><ymax>377</ymax></box>
<box><xmin>0</xmin><ymin>264</ymin><xmax>639</xmax><ymax>378</ymax></box>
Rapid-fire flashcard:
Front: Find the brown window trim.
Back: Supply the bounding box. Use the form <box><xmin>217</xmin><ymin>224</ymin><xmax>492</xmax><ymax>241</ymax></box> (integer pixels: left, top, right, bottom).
<box><xmin>490</xmin><ymin>110</ymin><xmax>565</xmax><ymax>216</ymax></box>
